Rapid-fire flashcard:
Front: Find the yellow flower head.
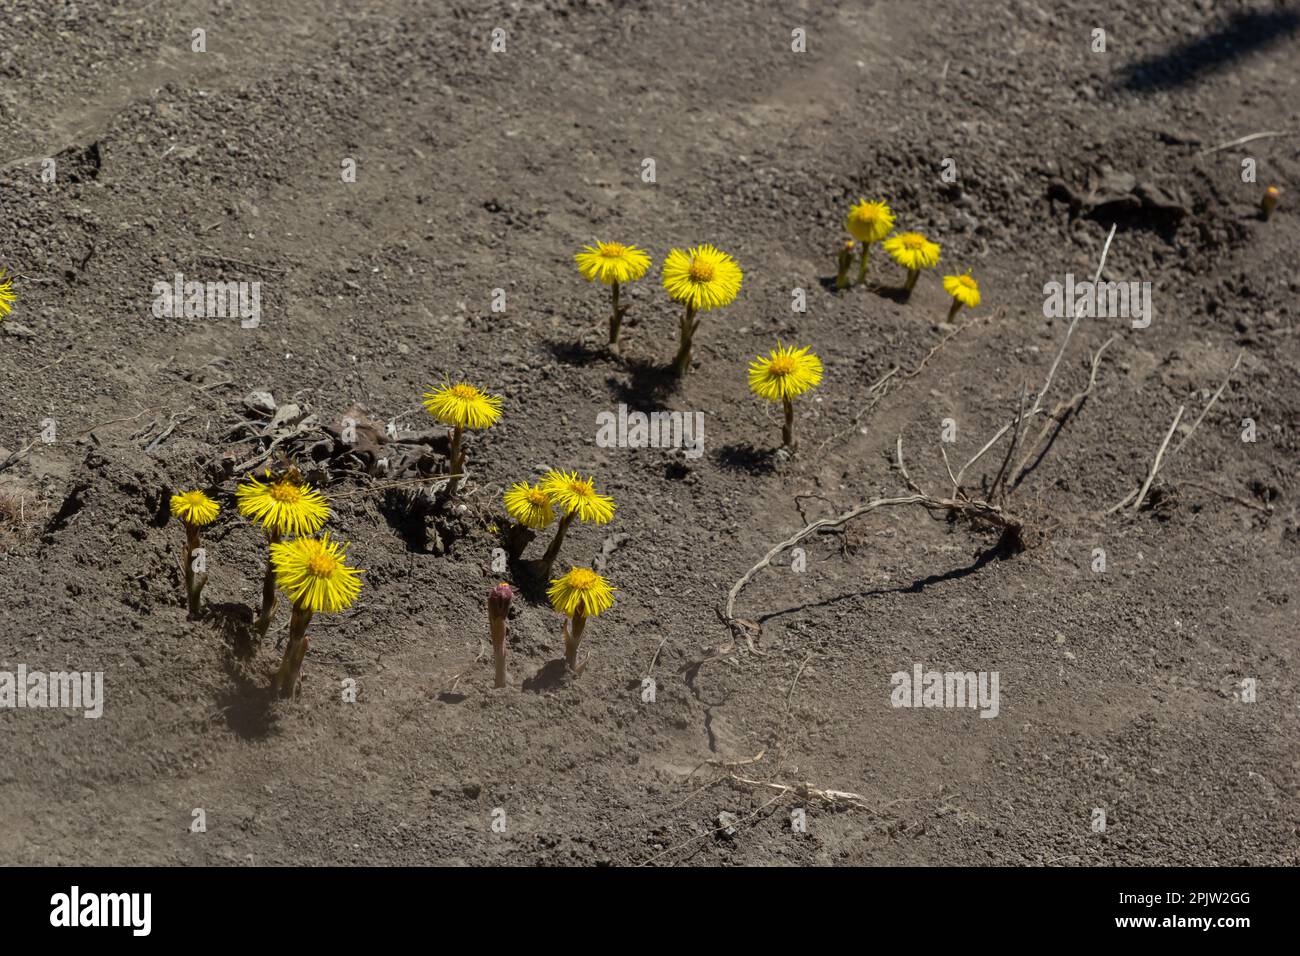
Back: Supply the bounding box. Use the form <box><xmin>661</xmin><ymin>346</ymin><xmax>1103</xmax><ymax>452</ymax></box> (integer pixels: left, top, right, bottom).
<box><xmin>748</xmin><ymin>343</ymin><xmax>824</xmax><ymax>403</ymax></box>
<box><xmin>503</xmin><ymin>480</ymin><xmax>555</xmax><ymax>530</ymax></box>
<box><xmin>575</xmin><ymin>241</ymin><xmax>652</xmax><ymax>285</ymax></box>
<box><xmin>269</xmin><ymin>533</ymin><xmax>364</xmax><ymax>614</ymax></box>
<box><xmin>943</xmin><ymin>271</ymin><xmax>981</xmax><ymax>308</ymax></box>
<box><xmin>662</xmin><ymin>244</ymin><xmax>743</xmax><ymax>312</ymax></box>
<box><xmin>548</xmin><ymin>566</ymin><xmax>616</xmax><ymax>619</ymax></box>
<box><xmin>422</xmin><ymin>382</ymin><xmax>503</xmax><ymax>430</ymax></box>
<box><xmin>883</xmin><ymin>232</ymin><xmax>942</xmax><ymax>272</ymax></box>
<box><xmin>845</xmin><ymin>199</ymin><xmax>894</xmax><ymax>244</ymax></box>
<box><xmin>170</xmin><ymin>490</ymin><xmax>219</xmax><ymax>527</ymax></box>
<box><xmin>541</xmin><ymin>469</ymin><xmax>615</xmax><ymax>524</ymax></box>
<box><xmin>236</xmin><ymin>473</ymin><xmax>330</xmax><ymax>536</ymax></box>
<box><xmin>0</xmin><ymin>271</ymin><xmax>15</xmax><ymax>319</ymax></box>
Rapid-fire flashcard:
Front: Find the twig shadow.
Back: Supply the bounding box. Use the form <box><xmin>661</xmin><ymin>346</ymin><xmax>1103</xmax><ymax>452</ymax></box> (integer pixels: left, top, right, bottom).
<box><xmin>1118</xmin><ymin>10</ymin><xmax>1300</xmax><ymax>93</ymax></box>
<box><xmin>757</xmin><ymin>540</ymin><xmax>1015</xmax><ymax>623</ymax></box>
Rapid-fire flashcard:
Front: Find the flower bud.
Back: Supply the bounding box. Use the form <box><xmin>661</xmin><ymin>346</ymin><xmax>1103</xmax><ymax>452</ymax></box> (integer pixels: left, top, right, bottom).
<box><xmin>488</xmin><ymin>582</ymin><xmax>513</xmax><ymax>623</ymax></box>
<box><xmin>1261</xmin><ymin>185</ymin><xmax>1280</xmax><ymax>221</ymax></box>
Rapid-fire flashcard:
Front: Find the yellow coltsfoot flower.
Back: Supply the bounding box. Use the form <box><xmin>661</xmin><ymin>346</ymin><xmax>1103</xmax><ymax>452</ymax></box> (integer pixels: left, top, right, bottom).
<box><xmin>547</xmin><ymin>566</ymin><xmax>616</xmax><ymax>673</ymax></box>
<box><xmin>268</xmin><ymin>534</ymin><xmax>365</xmax><ymax>698</ymax></box>
<box><xmin>503</xmin><ymin>481</ymin><xmax>555</xmax><ymax>530</ymax></box>
<box><xmin>270</xmin><ymin>533</ymin><xmax>364</xmax><ymax>614</ymax></box>
<box><xmin>662</xmin><ymin>244</ymin><xmax>743</xmax><ymax>375</ymax></box>
<box><xmin>171</xmin><ymin>489</ymin><xmax>220</xmax><ymax>527</ymax></box>
<box><xmin>537</xmin><ymin>470</ymin><xmax>615</xmax><ymax>573</ymax></box>
<box><xmin>237</xmin><ymin>469</ymin><xmax>331</xmax><ymax>641</ymax></box>
<box><xmin>542</xmin><ymin>469</ymin><xmax>616</xmax><ymax>525</ymax></box>
<box><xmin>422</xmin><ymin>381</ymin><xmax>504</xmax><ymax>431</ymax></box>
<box><xmin>575</xmin><ymin>241</ymin><xmax>653</xmax><ymax>347</ymax></box>
<box><xmin>942</xmin><ymin>271</ymin><xmax>981</xmax><ymax>321</ymax></box>
<box><xmin>748</xmin><ymin>343</ymin><xmax>824</xmax><ymax>451</ymax></box>
<box><xmin>0</xmin><ymin>270</ymin><xmax>16</xmax><ymax>320</ymax></box>
<box><xmin>170</xmin><ymin>490</ymin><xmax>219</xmax><ymax>617</ymax></box>
<box><xmin>575</xmin><ymin>241</ymin><xmax>652</xmax><ymax>285</ymax></box>
<box><xmin>883</xmin><ymin>232</ymin><xmax>941</xmax><ymax>299</ymax></box>
<box><xmin>845</xmin><ymin>200</ymin><xmax>895</xmax><ymax>285</ymax></box>
<box><xmin>422</xmin><ymin>382</ymin><xmax>502</xmax><ymax>496</ymax></box>
<box><xmin>236</xmin><ymin>472</ymin><xmax>330</xmax><ymax>537</ymax></box>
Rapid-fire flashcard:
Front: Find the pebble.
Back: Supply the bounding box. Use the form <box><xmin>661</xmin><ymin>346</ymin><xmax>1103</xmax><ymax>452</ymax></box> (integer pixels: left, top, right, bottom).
<box><xmin>243</xmin><ymin>389</ymin><xmax>276</xmax><ymax>415</ymax></box>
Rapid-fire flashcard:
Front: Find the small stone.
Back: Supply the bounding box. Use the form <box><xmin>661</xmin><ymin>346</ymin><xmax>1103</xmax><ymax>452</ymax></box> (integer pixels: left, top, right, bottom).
<box><xmin>243</xmin><ymin>390</ymin><xmax>276</xmax><ymax>416</ymax></box>
<box><xmin>2</xmin><ymin>322</ymin><xmax>35</xmax><ymax>339</ymax></box>
<box><xmin>717</xmin><ymin>811</ymin><xmax>740</xmax><ymax>838</ymax></box>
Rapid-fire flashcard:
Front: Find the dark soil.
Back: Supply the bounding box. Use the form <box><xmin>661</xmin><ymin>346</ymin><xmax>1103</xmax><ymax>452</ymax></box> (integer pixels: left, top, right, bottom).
<box><xmin>0</xmin><ymin>0</ymin><xmax>1296</xmax><ymax>866</ymax></box>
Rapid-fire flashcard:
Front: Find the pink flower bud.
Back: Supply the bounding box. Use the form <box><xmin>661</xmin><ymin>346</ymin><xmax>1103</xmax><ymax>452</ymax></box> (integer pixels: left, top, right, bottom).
<box><xmin>488</xmin><ymin>582</ymin><xmax>513</xmax><ymax>621</ymax></box>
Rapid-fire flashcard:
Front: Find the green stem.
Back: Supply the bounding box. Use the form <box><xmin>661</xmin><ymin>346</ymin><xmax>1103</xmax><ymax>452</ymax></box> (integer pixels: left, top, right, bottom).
<box><xmin>946</xmin><ymin>299</ymin><xmax>963</xmax><ymax>323</ymax></box>
<box><xmin>609</xmin><ymin>281</ymin><xmax>622</xmax><ymax>346</ymax></box>
<box><xmin>856</xmin><ymin>244</ymin><xmax>871</xmax><ymax>285</ymax></box>
<box><xmin>902</xmin><ymin>268</ymin><xmax>919</xmax><ymax>301</ymax></box>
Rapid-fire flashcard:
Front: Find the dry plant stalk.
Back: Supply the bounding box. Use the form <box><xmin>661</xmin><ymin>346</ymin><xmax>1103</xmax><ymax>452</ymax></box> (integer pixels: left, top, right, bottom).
<box><xmin>722</xmin><ymin>227</ymin><xmax>1124</xmax><ymax>637</ymax></box>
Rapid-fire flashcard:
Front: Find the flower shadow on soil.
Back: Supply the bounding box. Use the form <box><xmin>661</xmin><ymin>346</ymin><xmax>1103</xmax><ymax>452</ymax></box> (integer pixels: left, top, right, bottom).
<box><xmin>521</xmin><ymin>658</ymin><xmax>571</xmax><ymax>693</ymax></box>
<box><xmin>203</xmin><ymin>601</ymin><xmax>277</xmax><ymax>739</ymax></box>
<box><xmin>715</xmin><ymin>442</ymin><xmax>778</xmax><ymax>474</ymax></box>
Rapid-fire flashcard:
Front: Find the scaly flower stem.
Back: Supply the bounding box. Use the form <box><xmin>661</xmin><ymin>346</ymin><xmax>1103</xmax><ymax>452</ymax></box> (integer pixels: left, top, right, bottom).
<box><xmin>446</xmin><ymin>425</ymin><xmax>464</xmax><ymax>497</ymax></box>
<box><xmin>273</xmin><ymin>602</ymin><xmax>314</xmax><ymax>698</ymax></box>
<box><xmin>182</xmin><ymin>522</ymin><xmax>208</xmax><ymax>619</ymax></box>
<box><xmin>490</xmin><ymin>611</ymin><xmax>507</xmax><ymax>689</ymax></box>
<box><xmin>252</xmin><ymin>528</ymin><xmax>281</xmax><ymax>641</ymax></box>
<box><xmin>782</xmin><ymin>397</ymin><xmax>796</xmax><ymax>451</ymax></box>
<box><xmin>672</xmin><ymin>304</ymin><xmax>700</xmax><ymax>376</ymax></box>
<box><xmin>902</xmin><ymin>268</ymin><xmax>920</xmax><ymax>300</ymax></box>
<box><xmin>946</xmin><ymin>299</ymin><xmax>963</xmax><ymax>323</ymax></box>
<box><xmin>856</xmin><ymin>244</ymin><xmax>871</xmax><ymax>286</ymax></box>
<box><xmin>835</xmin><ymin>244</ymin><xmax>853</xmax><ymax>290</ymax></box>
<box><xmin>609</xmin><ymin>281</ymin><xmax>622</xmax><ymax>346</ymax></box>
<box><xmin>540</xmin><ymin>511</ymin><xmax>574</xmax><ymax>574</ymax></box>
<box><xmin>564</xmin><ymin>611</ymin><xmax>587</xmax><ymax>672</ymax></box>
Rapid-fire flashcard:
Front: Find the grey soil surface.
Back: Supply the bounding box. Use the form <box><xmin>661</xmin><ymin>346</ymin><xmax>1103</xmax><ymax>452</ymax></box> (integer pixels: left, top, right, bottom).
<box><xmin>0</xmin><ymin>0</ymin><xmax>1297</xmax><ymax>865</ymax></box>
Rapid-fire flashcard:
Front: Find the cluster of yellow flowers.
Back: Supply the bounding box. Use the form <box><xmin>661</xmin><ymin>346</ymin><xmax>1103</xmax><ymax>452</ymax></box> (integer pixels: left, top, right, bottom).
<box><xmin>168</xmin><ymin>468</ymin><xmax>364</xmax><ymax>697</ymax></box>
<box><xmin>154</xmin><ymin>189</ymin><xmax>1000</xmax><ymax>694</ymax></box>
<box><xmin>577</xmin><ymin>240</ymin><xmax>825</xmax><ymax>450</ymax></box>
<box><xmin>576</xmin><ymin>241</ymin><xmax>743</xmax><ymax>374</ymax></box>
<box><xmin>418</xmin><ymin>377</ymin><xmax>618</xmax><ymax>677</ymax></box>
<box><xmin>842</xmin><ymin>198</ymin><xmax>982</xmax><ymax>320</ymax></box>
<box><xmin>501</xmin><ymin>469</ymin><xmax>617</xmax><ymax>672</ymax></box>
